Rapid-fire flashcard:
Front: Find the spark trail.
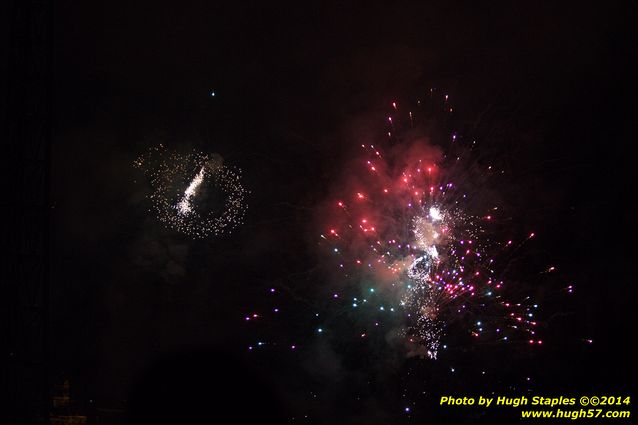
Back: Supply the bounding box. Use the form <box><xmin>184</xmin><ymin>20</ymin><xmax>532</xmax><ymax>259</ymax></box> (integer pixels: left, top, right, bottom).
<box><xmin>176</xmin><ymin>166</ymin><xmax>206</xmax><ymax>215</ymax></box>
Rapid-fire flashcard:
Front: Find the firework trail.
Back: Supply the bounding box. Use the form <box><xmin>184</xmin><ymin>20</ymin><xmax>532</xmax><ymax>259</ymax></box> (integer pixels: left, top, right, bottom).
<box><xmin>176</xmin><ymin>166</ymin><xmax>206</xmax><ymax>216</ymax></box>
<box><xmin>134</xmin><ymin>145</ymin><xmax>247</xmax><ymax>239</ymax></box>
<box><xmin>320</xmin><ymin>97</ymin><xmax>542</xmax><ymax>359</ymax></box>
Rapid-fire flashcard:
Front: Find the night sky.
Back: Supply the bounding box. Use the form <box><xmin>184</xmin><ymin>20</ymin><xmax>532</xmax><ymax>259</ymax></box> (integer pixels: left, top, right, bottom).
<box><xmin>47</xmin><ymin>1</ymin><xmax>637</xmax><ymax>424</ymax></box>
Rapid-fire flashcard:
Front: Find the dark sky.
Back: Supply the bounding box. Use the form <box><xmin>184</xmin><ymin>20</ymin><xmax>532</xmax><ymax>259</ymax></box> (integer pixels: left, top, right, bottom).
<box><xmin>48</xmin><ymin>1</ymin><xmax>637</xmax><ymax>423</ymax></box>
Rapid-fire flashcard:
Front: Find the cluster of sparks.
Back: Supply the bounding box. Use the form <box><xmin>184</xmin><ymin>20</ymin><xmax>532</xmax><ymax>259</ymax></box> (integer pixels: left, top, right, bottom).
<box><xmin>320</xmin><ymin>101</ymin><xmax>544</xmax><ymax>359</ymax></box>
<box><xmin>239</xmin><ymin>95</ymin><xmax>582</xmax><ymax>422</ymax></box>
<box><xmin>134</xmin><ymin>145</ymin><xmax>247</xmax><ymax>238</ymax></box>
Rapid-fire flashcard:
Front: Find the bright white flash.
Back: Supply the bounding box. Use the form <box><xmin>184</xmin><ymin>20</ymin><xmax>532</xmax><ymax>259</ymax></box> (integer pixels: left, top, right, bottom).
<box><xmin>429</xmin><ymin>207</ymin><xmax>442</xmax><ymax>221</ymax></box>
<box><xmin>177</xmin><ymin>166</ymin><xmax>206</xmax><ymax>215</ymax></box>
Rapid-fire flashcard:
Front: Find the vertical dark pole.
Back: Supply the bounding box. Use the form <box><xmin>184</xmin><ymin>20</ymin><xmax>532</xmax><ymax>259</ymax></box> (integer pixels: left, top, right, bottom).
<box><xmin>2</xmin><ymin>0</ymin><xmax>52</xmax><ymax>423</ymax></box>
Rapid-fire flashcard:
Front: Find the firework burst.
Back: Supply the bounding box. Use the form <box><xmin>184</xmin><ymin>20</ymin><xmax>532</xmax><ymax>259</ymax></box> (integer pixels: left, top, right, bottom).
<box><xmin>134</xmin><ymin>145</ymin><xmax>247</xmax><ymax>239</ymax></box>
<box><xmin>320</xmin><ymin>98</ymin><xmax>541</xmax><ymax>359</ymax></box>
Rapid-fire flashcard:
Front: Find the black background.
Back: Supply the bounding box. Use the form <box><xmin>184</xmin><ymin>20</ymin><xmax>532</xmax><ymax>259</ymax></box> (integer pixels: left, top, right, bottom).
<box><xmin>6</xmin><ymin>1</ymin><xmax>638</xmax><ymax>424</ymax></box>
